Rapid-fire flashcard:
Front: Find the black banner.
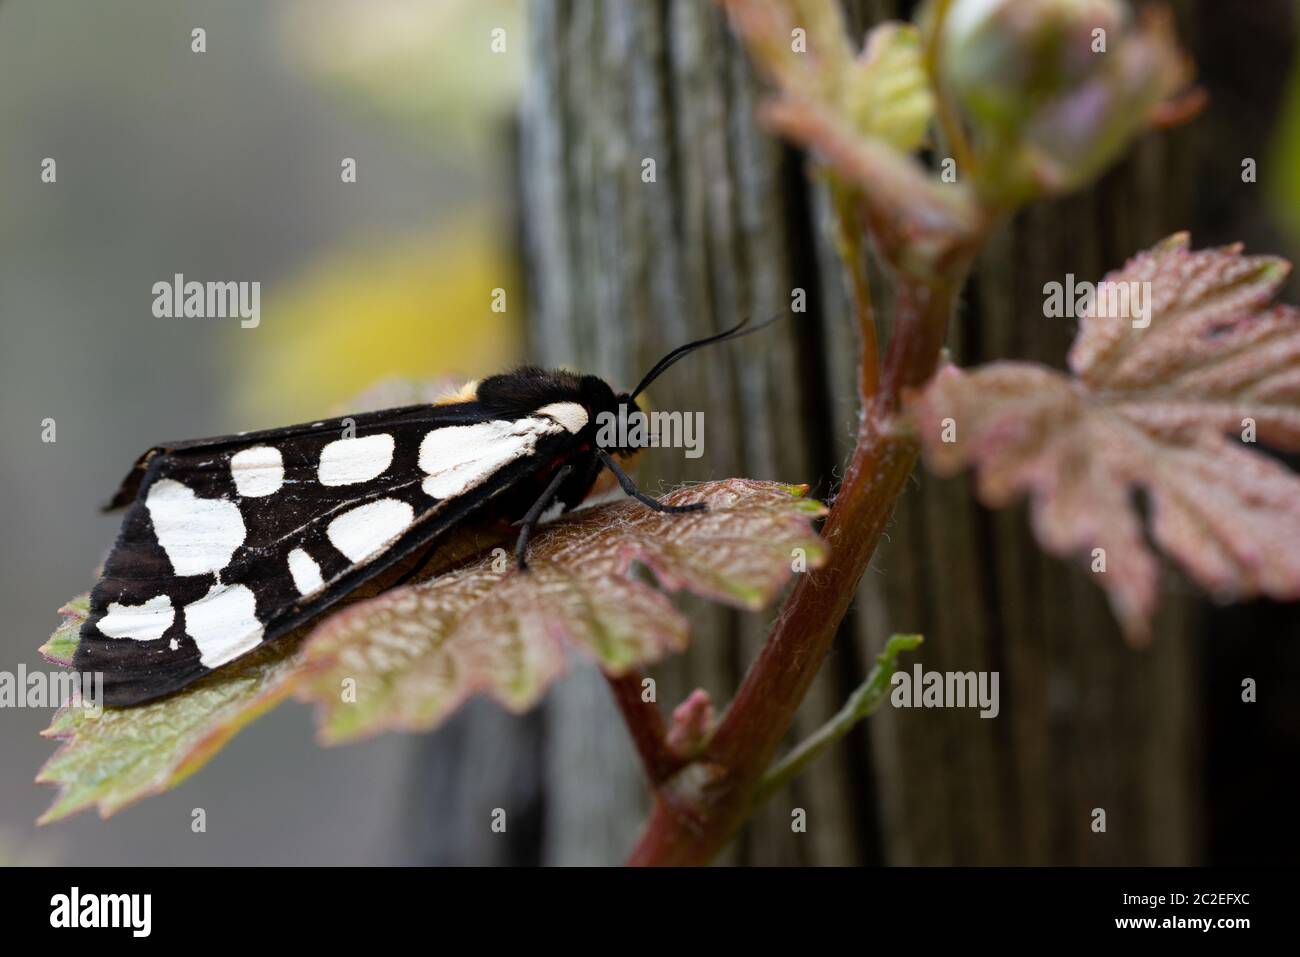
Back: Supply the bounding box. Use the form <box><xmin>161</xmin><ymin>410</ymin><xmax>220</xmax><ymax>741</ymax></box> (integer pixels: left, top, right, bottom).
<box><xmin>0</xmin><ymin>866</ymin><xmax>1275</xmax><ymax>941</ymax></box>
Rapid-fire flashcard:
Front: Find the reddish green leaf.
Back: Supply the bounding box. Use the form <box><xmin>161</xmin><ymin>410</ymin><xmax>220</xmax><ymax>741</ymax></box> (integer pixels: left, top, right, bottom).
<box><xmin>32</xmin><ymin>521</ymin><xmax>503</xmax><ymax>823</ymax></box>
<box><xmin>38</xmin><ymin>594</ymin><xmax>90</xmax><ymax>667</ymax></box>
<box><xmin>35</xmin><ymin>592</ymin><xmax>299</xmax><ymax>823</ymax></box>
<box><xmin>38</xmin><ymin>478</ymin><xmax>824</xmax><ymax>816</ymax></box>
<box><xmin>910</xmin><ymin>235</ymin><xmax>1300</xmax><ymax>642</ymax></box>
<box><xmin>297</xmin><ymin>480</ymin><xmax>827</xmax><ymax>743</ymax></box>
<box><xmin>719</xmin><ymin>1</ymin><xmax>975</xmax><ymax>272</ymax></box>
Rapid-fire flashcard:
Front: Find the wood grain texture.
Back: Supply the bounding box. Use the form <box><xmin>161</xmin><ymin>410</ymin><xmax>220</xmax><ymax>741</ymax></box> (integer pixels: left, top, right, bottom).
<box><xmin>477</xmin><ymin>0</ymin><xmax>1297</xmax><ymax>864</ymax></box>
<box><xmin>521</xmin><ymin>0</ymin><xmax>846</xmax><ymax>864</ymax></box>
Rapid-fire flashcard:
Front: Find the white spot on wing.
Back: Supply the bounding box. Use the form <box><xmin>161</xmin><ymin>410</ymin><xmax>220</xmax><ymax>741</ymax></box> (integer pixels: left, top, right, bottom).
<box><xmin>535</xmin><ymin>401</ymin><xmax>588</xmax><ymax>434</ymax></box>
<box><xmin>97</xmin><ymin>594</ymin><xmax>174</xmax><ymax>642</ymax></box>
<box><xmin>146</xmin><ymin>479</ymin><xmax>247</xmax><ymax>577</ymax></box>
<box><xmin>288</xmin><ymin>547</ymin><xmax>325</xmax><ymax>595</ymax></box>
<box><xmin>418</xmin><ymin>417</ymin><xmax>562</xmax><ymax>500</ymax></box>
<box><xmin>318</xmin><ymin>434</ymin><xmax>395</xmax><ymax>486</ymax></box>
<box><xmin>326</xmin><ymin>498</ymin><xmax>415</xmax><ymax>563</ymax></box>
<box><xmin>183</xmin><ymin>584</ymin><xmax>264</xmax><ymax>668</ymax></box>
<box><xmin>230</xmin><ymin>445</ymin><xmax>284</xmax><ymax>497</ymax></box>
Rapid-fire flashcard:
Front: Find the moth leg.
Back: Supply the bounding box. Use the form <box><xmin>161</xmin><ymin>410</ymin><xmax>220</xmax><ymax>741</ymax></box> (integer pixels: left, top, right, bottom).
<box><xmin>515</xmin><ymin>463</ymin><xmax>575</xmax><ymax>571</ymax></box>
<box><xmin>597</xmin><ymin>449</ymin><xmax>707</xmax><ymax>515</ymax></box>
<box><xmin>391</xmin><ymin>540</ymin><xmax>441</xmax><ymax>588</ymax></box>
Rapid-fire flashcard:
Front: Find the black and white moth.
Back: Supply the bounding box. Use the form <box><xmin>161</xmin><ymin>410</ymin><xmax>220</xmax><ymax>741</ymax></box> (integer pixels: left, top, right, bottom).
<box><xmin>75</xmin><ymin>318</ymin><xmax>775</xmax><ymax>706</ymax></box>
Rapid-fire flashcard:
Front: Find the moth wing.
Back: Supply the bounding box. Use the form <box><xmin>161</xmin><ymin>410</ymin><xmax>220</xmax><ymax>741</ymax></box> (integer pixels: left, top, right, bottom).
<box><xmin>76</xmin><ymin>404</ymin><xmax>576</xmax><ymax>706</ymax></box>
<box><xmin>101</xmin><ymin>403</ymin><xmax>486</xmax><ymax>511</ymax></box>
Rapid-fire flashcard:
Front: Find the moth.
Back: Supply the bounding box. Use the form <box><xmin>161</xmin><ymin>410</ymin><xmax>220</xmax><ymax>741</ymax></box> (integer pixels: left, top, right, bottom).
<box><xmin>75</xmin><ymin>318</ymin><xmax>775</xmax><ymax>706</ymax></box>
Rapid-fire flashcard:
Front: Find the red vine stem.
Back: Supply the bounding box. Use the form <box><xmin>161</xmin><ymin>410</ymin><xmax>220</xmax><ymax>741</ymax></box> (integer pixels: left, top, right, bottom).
<box><xmin>606</xmin><ymin>671</ymin><xmax>684</xmax><ymax>785</ymax></box>
<box><xmin>627</xmin><ymin>261</ymin><xmax>973</xmax><ymax>865</ymax></box>
<box><xmin>615</xmin><ymin>0</ymin><xmax>987</xmax><ymax>866</ymax></box>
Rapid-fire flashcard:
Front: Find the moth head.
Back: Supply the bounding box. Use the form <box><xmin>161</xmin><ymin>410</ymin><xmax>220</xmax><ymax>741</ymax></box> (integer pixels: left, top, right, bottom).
<box><xmin>585</xmin><ymin>377</ymin><xmax>645</xmax><ymax>458</ymax></box>
<box><xmin>596</xmin><ymin>390</ymin><xmax>650</xmax><ymax>461</ymax></box>
<box><xmin>575</xmin><ymin>376</ymin><xmax>644</xmax><ymax>460</ymax></box>
<box><xmin>593</xmin><ymin>314</ymin><xmax>784</xmax><ymax>460</ymax></box>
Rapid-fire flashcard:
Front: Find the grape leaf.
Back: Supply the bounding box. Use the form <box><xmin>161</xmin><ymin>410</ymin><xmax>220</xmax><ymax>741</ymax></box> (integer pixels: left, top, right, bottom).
<box><xmin>37</xmin><ymin>479</ymin><xmax>825</xmax><ymax>818</ymax></box>
<box><xmin>843</xmin><ymin>22</ymin><xmax>934</xmax><ymax>153</ymax></box>
<box><xmin>719</xmin><ymin>2</ymin><xmax>933</xmax><ymax>151</ymax></box>
<box><xmin>909</xmin><ymin>234</ymin><xmax>1300</xmax><ymax>642</ymax></box>
<box><xmin>296</xmin><ymin>480</ymin><xmax>827</xmax><ymax>744</ymax></box>
<box><xmin>38</xmin><ymin>594</ymin><xmax>90</xmax><ymax>667</ymax></box>
<box><xmin>36</xmin><ymin>608</ymin><xmax>300</xmax><ymax>824</ymax></box>
<box><xmin>720</xmin><ymin>0</ymin><xmax>976</xmax><ymax>273</ymax></box>
<box><xmin>33</xmin><ymin>528</ymin><xmax>498</xmax><ymax>824</ymax></box>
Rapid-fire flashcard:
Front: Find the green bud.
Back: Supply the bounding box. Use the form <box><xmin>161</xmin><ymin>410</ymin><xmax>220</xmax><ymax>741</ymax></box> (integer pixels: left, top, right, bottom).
<box><xmin>933</xmin><ymin>0</ymin><xmax>1188</xmax><ymax>204</ymax></box>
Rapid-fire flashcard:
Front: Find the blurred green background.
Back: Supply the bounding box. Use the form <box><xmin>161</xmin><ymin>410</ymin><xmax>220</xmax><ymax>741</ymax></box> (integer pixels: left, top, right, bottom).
<box><xmin>0</xmin><ymin>0</ymin><xmax>524</xmax><ymax>864</ymax></box>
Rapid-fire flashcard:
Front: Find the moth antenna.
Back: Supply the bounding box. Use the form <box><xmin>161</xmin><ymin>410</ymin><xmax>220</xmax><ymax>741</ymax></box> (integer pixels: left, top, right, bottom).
<box><xmin>628</xmin><ymin>312</ymin><xmax>786</xmax><ymax>401</ymax></box>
